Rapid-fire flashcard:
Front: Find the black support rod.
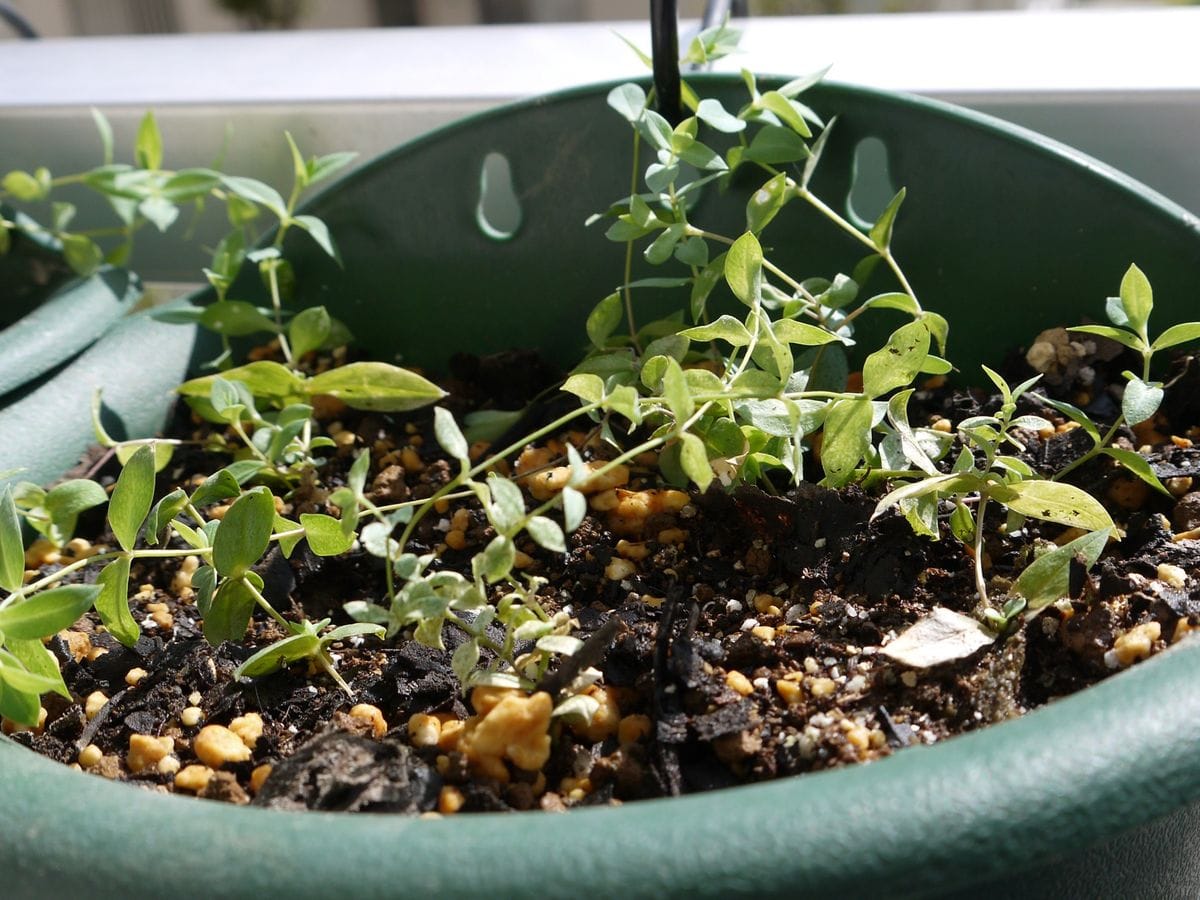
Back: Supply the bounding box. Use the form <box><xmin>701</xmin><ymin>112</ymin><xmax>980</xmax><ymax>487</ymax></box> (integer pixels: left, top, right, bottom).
<box><xmin>649</xmin><ymin>0</ymin><xmax>681</xmax><ymax>125</ymax></box>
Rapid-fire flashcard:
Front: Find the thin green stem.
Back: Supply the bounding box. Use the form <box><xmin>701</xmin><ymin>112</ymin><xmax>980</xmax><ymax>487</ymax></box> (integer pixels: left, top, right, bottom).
<box><xmin>264</xmin><ymin>262</ymin><xmax>295</xmax><ymax>366</ymax></box>
<box><xmin>973</xmin><ymin>494</ymin><xmax>991</xmax><ymax>608</ymax></box>
<box><xmin>623</xmin><ymin>133</ymin><xmax>643</xmax><ymax>351</ymax></box>
<box><xmin>794</xmin><ymin>185</ymin><xmax>920</xmax><ymax>308</ymax></box>
<box><xmin>242</xmin><ymin>576</ymin><xmax>291</xmax><ymax>630</ymax></box>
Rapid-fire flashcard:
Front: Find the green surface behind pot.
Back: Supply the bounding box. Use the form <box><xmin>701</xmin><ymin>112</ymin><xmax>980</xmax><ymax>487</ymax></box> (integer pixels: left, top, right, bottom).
<box><xmin>3</xmin><ymin>77</ymin><xmax>1200</xmax><ymax>897</ymax></box>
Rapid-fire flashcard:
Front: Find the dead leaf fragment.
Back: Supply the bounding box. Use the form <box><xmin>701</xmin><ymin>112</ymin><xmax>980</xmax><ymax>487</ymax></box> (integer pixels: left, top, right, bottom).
<box><xmin>881</xmin><ymin>607</ymin><xmax>995</xmax><ymax>668</ymax></box>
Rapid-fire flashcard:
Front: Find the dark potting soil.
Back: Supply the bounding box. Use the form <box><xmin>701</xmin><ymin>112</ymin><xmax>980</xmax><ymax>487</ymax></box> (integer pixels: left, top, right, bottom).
<box><xmin>11</xmin><ymin>339</ymin><xmax>1200</xmax><ymax>815</ymax></box>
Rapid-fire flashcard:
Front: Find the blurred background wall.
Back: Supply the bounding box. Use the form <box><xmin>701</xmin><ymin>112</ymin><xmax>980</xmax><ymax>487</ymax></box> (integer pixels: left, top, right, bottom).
<box><xmin>0</xmin><ymin>0</ymin><xmax>1167</xmax><ymax>38</ymax></box>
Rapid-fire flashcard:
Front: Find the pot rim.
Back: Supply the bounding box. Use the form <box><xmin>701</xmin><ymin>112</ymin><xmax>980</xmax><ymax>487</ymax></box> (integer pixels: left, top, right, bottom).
<box><xmin>5</xmin><ymin>76</ymin><xmax>1200</xmax><ymax>898</ymax></box>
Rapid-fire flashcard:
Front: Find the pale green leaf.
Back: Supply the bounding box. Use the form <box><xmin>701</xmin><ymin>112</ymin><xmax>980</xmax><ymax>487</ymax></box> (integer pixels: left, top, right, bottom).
<box><xmin>108</xmin><ymin>445</ymin><xmax>155</xmax><ymax>551</ymax></box>
<box><xmin>773</xmin><ymin>319</ymin><xmax>839</xmax><ymax>346</ymax></box>
<box><xmin>1151</xmin><ymin>321</ymin><xmax>1200</xmax><ymax>351</ymax></box>
<box><xmin>999</xmin><ymin>480</ymin><xmax>1115</xmax><ymax>532</ymax></box>
<box><xmin>1122</xmin><ymin>375</ymin><xmax>1163</xmax><ymax>426</ymax></box>
<box><xmin>301</xmin><ymin>513</ymin><xmax>354</xmax><ymax>557</ymax></box>
<box><xmin>95</xmin><ymin>555</ymin><xmax>139</xmax><ymax>646</ymax></box>
<box><xmin>587</xmin><ymin>291</ymin><xmax>623</xmax><ymax>349</ymax></box>
<box><xmin>305</xmin><ymin>362</ymin><xmax>446</xmax><ymax>412</ymax></box>
<box><xmin>527</xmin><ymin>516</ymin><xmax>566</xmax><ymax>553</ymax></box>
<box><xmin>288</xmin><ymin>306</ymin><xmax>332</xmax><ymax>359</ymax></box>
<box><xmin>1119</xmin><ymin>263</ymin><xmax>1153</xmax><ymax>334</ymax></box>
<box><xmin>820</xmin><ymin>396</ymin><xmax>873</xmax><ymax>487</ymax></box>
<box><xmin>434</xmin><ymin>407</ymin><xmax>470</xmax><ymax>464</ymax></box>
<box><xmin>679</xmin><ymin>315</ymin><xmax>752</xmax><ymax>347</ymax></box>
<box><xmin>487</xmin><ymin>477</ymin><xmax>525</xmax><ymax>533</ymax></box>
<box><xmin>0</xmin><ymin>585</ymin><xmax>99</xmax><ymax>640</ymax></box>
<box><xmin>724</xmin><ymin>232</ymin><xmax>763</xmax><ymax>306</ymax></box>
<box><xmin>862</xmin><ymin>320</ymin><xmax>930</xmax><ymax>398</ymax></box>
<box><xmin>868</xmin><ymin>187</ymin><xmax>906</xmax><ymax>253</ymax></box>
<box><xmin>1067</xmin><ymin>325</ymin><xmax>1145</xmax><ymax>353</ymax></box>
<box><xmin>1015</xmin><ymin>529</ymin><xmax>1109</xmax><ymax>611</ymax></box>
<box><xmin>134</xmin><ymin>111</ymin><xmax>163</xmax><ymax>170</ymax></box>
<box><xmin>1098</xmin><ymin>447</ymin><xmax>1171</xmax><ymax>496</ymax></box>
<box><xmin>212</xmin><ymin>487</ymin><xmax>276</xmax><ymax>578</ymax></box>
<box><xmin>0</xmin><ymin>486</ymin><xmax>27</xmax><ymax>592</ymax></box>
<box><xmin>679</xmin><ymin>432</ymin><xmax>713</xmax><ymax>492</ymax></box>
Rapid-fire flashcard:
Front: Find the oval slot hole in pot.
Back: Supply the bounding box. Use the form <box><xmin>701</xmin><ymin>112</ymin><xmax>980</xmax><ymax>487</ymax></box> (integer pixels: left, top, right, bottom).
<box><xmin>476</xmin><ymin>151</ymin><xmax>522</xmax><ymax>241</ymax></box>
<box><xmin>846</xmin><ymin>136</ymin><xmax>897</xmax><ymax>231</ymax></box>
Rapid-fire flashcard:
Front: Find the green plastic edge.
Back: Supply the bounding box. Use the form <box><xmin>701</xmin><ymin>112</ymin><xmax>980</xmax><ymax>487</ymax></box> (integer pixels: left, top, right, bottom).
<box><xmin>0</xmin><ymin>266</ymin><xmax>140</xmax><ymax>399</ymax></box>
<box><xmin>0</xmin><ymin>77</ymin><xmax>1198</xmax><ymax>896</ymax></box>
<box><xmin>2</xmin><ymin>638</ymin><xmax>1198</xmax><ymax>898</ymax></box>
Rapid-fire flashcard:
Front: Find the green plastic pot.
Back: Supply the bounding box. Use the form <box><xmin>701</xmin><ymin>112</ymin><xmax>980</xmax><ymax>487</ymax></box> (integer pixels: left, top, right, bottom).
<box><xmin>3</xmin><ymin>77</ymin><xmax>1200</xmax><ymax>897</ymax></box>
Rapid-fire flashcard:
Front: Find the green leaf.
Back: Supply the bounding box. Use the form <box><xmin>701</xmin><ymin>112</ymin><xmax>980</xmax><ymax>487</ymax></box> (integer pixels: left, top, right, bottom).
<box><xmin>1097</xmin><ymin>447</ymin><xmax>1171</xmax><ymax>497</ymax></box>
<box><xmin>61</xmin><ymin>234</ymin><xmax>103</xmax><ymax>276</ymax></box>
<box><xmin>307</xmin><ymin>151</ymin><xmax>358</xmax><ymax>187</ymax></box>
<box><xmin>301</xmin><ymin>513</ymin><xmax>354</xmax><ymax>556</ymax></box>
<box><xmin>235</xmin><ymin>630</ymin><xmax>321</xmax><ymax>679</ymax></box>
<box><xmin>1151</xmin><ymin>321</ymin><xmax>1200</xmax><ymax>351</ymax></box>
<box><xmin>95</xmin><ymin>555</ymin><xmax>139</xmax><ymax>646</ymax></box>
<box><xmin>527</xmin><ymin>516</ymin><xmax>566</xmax><ymax>553</ymax></box>
<box><xmin>696</xmin><ymin>98</ymin><xmax>745</xmax><ymax>133</ymax></box>
<box><xmin>212</xmin><ymin>487</ymin><xmax>276</xmax><ymax>579</ymax></box>
<box><xmin>725</xmin><ymin>232</ymin><xmax>763</xmax><ymax>306</ymax></box>
<box><xmin>138</xmin><ymin>195</ymin><xmax>179</xmax><ymax>232</ymax></box>
<box><xmin>760</xmin><ymin>91</ymin><xmax>812</xmax><ymax>137</ymax></box>
<box><xmin>0</xmin><ymin>585</ymin><xmax>99</xmax><ymax>640</ymax></box>
<box><xmin>7</xmin><ymin>638</ymin><xmax>68</xmax><ymax>699</ymax></box>
<box><xmin>44</xmin><ymin>480</ymin><xmax>108</xmax><ymax>546</ymax></box>
<box><xmin>2</xmin><ymin>170</ymin><xmax>44</xmax><ymax>201</ymax></box>
<box><xmin>203</xmin><ymin>572</ymin><xmax>261</xmax><ymax>645</ymax></box>
<box><xmin>109</xmin><ymin>445</ymin><xmax>156</xmax><ymax>551</ymax></box>
<box><xmin>1122</xmin><ymin>374</ymin><xmax>1164</xmax><ymax>426</ymax></box>
<box><xmin>585</xmin><ymin>296</ymin><xmax>624</xmax><ymax>352</ymax></box>
<box><xmin>820</xmin><ymin>396</ymin><xmax>874</xmax><ymax>487</ymax></box>
<box><xmin>219</xmin><ymin>175</ymin><xmax>287</xmax><ymax>219</ymax></box>
<box><xmin>679</xmin><ymin>315</ymin><xmax>752</xmax><ymax>347</ymax></box>
<box><xmin>861</xmin><ymin>291</ymin><xmax>919</xmax><ymax>316</ymax></box>
<box><xmin>200</xmin><ymin>300</ymin><xmax>279</xmax><ymax>338</ymax></box>
<box><xmin>679</xmin><ymin>432</ymin><xmax>713</xmax><ymax>492</ymax></box>
<box><xmin>178</xmin><ymin>361</ymin><xmax>302</xmax><ymax>407</ymax></box>
<box><xmin>305</xmin><ymin>362</ymin><xmax>446</xmax><ymax>412</ymax></box>
<box><xmin>1067</xmin><ymin>325</ymin><xmax>1145</xmax><ymax>354</ymax></box>
<box><xmin>291</xmin><ymin>214</ymin><xmax>338</xmax><ymax>261</ymax></box>
<box><xmin>434</xmin><ymin>407</ymin><xmax>470</xmax><ymax>464</ymax></box>
<box><xmin>144</xmin><ymin>488</ymin><xmax>188</xmax><ymax>546</ymax></box>
<box><xmin>1015</xmin><ymin>529</ymin><xmax>1109</xmax><ymax>611</ymax></box>
<box><xmin>190</xmin><ymin>468</ymin><xmax>242</xmax><ymax>509</ymax></box>
<box><xmin>773</xmin><ymin>319</ymin><xmax>839</xmax><ymax>347</ymax></box>
<box><xmin>192</xmin><ymin>565</ymin><xmax>217</xmax><ymax>617</ymax></box>
<box><xmin>0</xmin><ymin>649</ymin><xmax>63</xmax><ymax>705</ymax></box>
<box><xmin>134</xmin><ymin>111</ymin><xmax>163</xmax><ymax>169</ymax></box>
<box><xmin>451</xmin><ymin>637</ymin><xmax>480</xmax><ymax>688</ymax></box>
<box><xmin>743</xmin><ymin>125</ymin><xmax>809</xmax><ymax>166</ymax></box>
<box><xmin>644</xmin><ymin>224</ymin><xmax>685</xmax><ymax>265</ymax></box>
<box><xmin>862</xmin><ymin>320</ymin><xmax>930</xmax><ymax>398</ymax></box>
<box><xmin>1119</xmin><ymin>264</ymin><xmax>1153</xmax><ymax>334</ymax></box>
<box><xmin>868</xmin><ymin>188</ymin><xmax>906</xmax><ymax>253</ymax></box>
<box><xmin>91</xmin><ymin>108</ymin><xmax>115</xmax><ymax>164</ymax></box>
<box><xmin>607</xmin><ymin>83</ymin><xmax>647</xmax><ymax>122</ymax></box>
<box><xmin>998</xmin><ymin>480</ymin><xmax>1115</xmax><ymax>532</ymax></box>
<box><xmin>1031</xmin><ymin>393</ymin><xmax>1101</xmax><ymax>443</ymax></box>
<box><xmin>160</xmin><ymin>168</ymin><xmax>220</xmax><ymax>202</ymax></box>
<box><xmin>479</xmin><ymin>535</ymin><xmax>515</xmax><ymax>583</ymax></box>
<box><xmin>746</xmin><ymin>173</ymin><xmax>790</xmax><ymax>235</ymax></box>
<box><xmin>563</xmin><ymin>373</ymin><xmax>605</xmax><ymax>405</ymax></box>
<box><xmin>661</xmin><ymin>358</ymin><xmax>695</xmax><ymax>425</ymax></box>
<box><xmin>0</xmin><ymin>486</ymin><xmax>23</xmax><ymax>592</ymax></box>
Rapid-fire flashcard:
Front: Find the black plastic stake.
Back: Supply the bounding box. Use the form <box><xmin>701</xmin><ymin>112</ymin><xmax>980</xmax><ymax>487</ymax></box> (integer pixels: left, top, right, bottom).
<box><xmin>650</xmin><ymin>0</ymin><xmax>682</xmax><ymax>126</ymax></box>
